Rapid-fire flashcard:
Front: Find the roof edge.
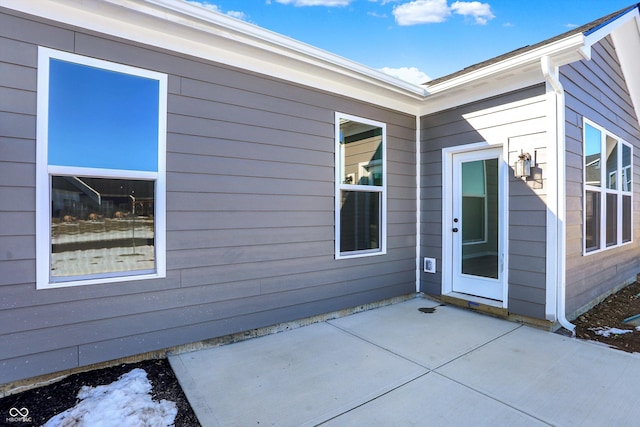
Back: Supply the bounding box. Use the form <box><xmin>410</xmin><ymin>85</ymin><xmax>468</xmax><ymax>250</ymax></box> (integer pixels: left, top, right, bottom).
<box><xmin>584</xmin><ymin>3</ymin><xmax>640</xmax><ymax>36</ymax></box>
<box><xmin>2</xmin><ymin>0</ymin><xmax>427</xmax><ymax>113</ymax></box>
<box><xmin>143</xmin><ymin>0</ymin><xmax>427</xmax><ymax>96</ymax></box>
<box><xmin>425</xmin><ymin>33</ymin><xmax>585</xmax><ymax>94</ymax></box>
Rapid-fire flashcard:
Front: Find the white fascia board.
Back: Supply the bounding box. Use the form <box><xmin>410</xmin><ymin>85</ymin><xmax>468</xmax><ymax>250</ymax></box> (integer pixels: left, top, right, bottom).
<box><xmin>419</xmin><ymin>33</ymin><xmax>586</xmax><ymax>116</ymax></box>
<box><xmin>425</xmin><ymin>33</ymin><xmax>586</xmax><ymax>94</ymax></box>
<box><xmin>4</xmin><ymin>0</ymin><xmax>426</xmax><ymax>114</ymax></box>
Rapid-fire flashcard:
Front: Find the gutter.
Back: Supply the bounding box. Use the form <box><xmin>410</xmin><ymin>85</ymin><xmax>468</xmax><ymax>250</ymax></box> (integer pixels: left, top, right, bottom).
<box><xmin>541</xmin><ymin>55</ymin><xmax>575</xmax><ymax>334</ymax></box>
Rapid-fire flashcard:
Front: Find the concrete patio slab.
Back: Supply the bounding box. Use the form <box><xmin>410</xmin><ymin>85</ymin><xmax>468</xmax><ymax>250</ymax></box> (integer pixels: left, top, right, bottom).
<box><xmin>169</xmin><ymin>321</ymin><xmax>428</xmax><ymax>427</ymax></box>
<box><xmin>329</xmin><ymin>297</ymin><xmax>521</xmax><ymax>369</ymax></box>
<box><xmin>437</xmin><ymin>325</ymin><xmax>640</xmax><ymax>426</ymax></box>
<box><xmin>170</xmin><ymin>297</ymin><xmax>640</xmax><ymax>426</ymax></box>
<box><xmin>321</xmin><ymin>372</ymin><xmax>547</xmax><ymax>426</ymax></box>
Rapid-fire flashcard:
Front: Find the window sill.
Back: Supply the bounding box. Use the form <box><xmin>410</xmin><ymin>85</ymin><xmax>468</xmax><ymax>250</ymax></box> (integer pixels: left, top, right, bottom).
<box><xmin>37</xmin><ymin>271</ymin><xmax>165</xmax><ymax>290</ymax></box>
<box><xmin>336</xmin><ymin>249</ymin><xmax>386</xmax><ymax>260</ymax></box>
<box><xmin>583</xmin><ymin>240</ymin><xmax>634</xmax><ymax>257</ymax></box>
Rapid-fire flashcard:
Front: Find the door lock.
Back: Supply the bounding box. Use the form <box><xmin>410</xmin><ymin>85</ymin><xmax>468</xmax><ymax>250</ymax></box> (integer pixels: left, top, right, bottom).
<box><xmin>452</xmin><ymin>227</ymin><xmax>459</xmax><ymax>232</ymax></box>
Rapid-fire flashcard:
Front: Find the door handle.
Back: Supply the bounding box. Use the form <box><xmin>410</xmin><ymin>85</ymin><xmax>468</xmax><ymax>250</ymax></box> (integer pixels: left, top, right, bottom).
<box><xmin>452</xmin><ymin>227</ymin><xmax>459</xmax><ymax>232</ymax></box>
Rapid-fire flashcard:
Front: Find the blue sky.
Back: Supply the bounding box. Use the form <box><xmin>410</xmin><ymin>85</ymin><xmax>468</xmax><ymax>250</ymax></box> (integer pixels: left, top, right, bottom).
<box><xmin>186</xmin><ymin>0</ymin><xmax>635</xmax><ymax>84</ymax></box>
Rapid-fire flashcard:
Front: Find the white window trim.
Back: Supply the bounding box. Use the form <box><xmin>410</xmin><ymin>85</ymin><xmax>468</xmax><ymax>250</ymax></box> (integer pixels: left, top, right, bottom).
<box><xmin>582</xmin><ymin>118</ymin><xmax>633</xmax><ymax>256</ymax></box>
<box><xmin>335</xmin><ymin>112</ymin><xmax>387</xmax><ymax>259</ymax></box>
<box><xmin>36</xmin><ymin>47</ymin><xmax>167</xmax><ymax>289</ymax></box>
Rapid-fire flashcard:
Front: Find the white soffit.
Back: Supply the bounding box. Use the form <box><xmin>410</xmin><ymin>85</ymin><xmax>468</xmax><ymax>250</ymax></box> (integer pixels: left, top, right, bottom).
<box><xmin>3</xmin><ymin>0</ymin><xmax>426</xmax><ymax>114</ymax></box>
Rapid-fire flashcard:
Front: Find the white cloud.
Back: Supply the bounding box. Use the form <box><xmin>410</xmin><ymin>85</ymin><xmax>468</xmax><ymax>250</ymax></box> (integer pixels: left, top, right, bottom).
<box><xmin>227</xmin><ymin>10</ymin><xmax>248</xmax><ymax>20</ymax></box>
<box><xmin>185</xmin><ymin>0</ymin><xmax>220</xmax><ymax>12</ymax></box>
<box><xmin>393</xmin><ymin>0</ymin><xmax>451</xmax><ymax>26</ymax></box>
<box><xmin>393</xmin><ymin>0</ymin><xmax>494</xmax><ymax>26</ymax></box>
<box><xmin>184</xmin><ymin>1</ymin><xmax>249</xmax><ymax>20</ymax></box>
<box><xmin>451</xmin><ymin>1</ymin><xmax>494</xmax><ymax>25</ymax></box>
<box><xmin>275</xmin><ymin>0</ymin><xmax>352</xmax><ymax>6</ymax></box>
<box><xmin>380</xmin><ymin>66</ymin><xmax>431</xmax><ymax>85</ymax></box>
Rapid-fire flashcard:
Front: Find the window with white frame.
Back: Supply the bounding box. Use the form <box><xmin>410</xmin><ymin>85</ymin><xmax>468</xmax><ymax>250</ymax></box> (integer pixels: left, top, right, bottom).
<box><xmin>335</xmin><ymin>113</ymin><xmax>386</xmax><ymax>258</ymax></box>
<box><xmin>36</xmin><ymin>48</ymin><xmax>167</xmax><ymax>288</ymax></box>
<box><xmin>583</xmin><ymin>119</ymin><xmax>632</xmax><ymax>254</ymax></box>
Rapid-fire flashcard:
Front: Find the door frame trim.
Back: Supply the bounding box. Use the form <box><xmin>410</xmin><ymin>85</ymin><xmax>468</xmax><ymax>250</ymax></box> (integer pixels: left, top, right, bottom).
<box><xmin>442</xmin><ymin>142</ymin><xmax>509</xmax><ymax>308</ymax></box>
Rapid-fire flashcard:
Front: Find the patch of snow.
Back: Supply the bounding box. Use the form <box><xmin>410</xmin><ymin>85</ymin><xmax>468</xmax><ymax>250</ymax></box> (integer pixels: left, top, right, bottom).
<box><xmin>43</xmin><ymin>368</ymin><xmax>177</xmax><ymax>427</ymax></box>
<box><xmin>589</xmin><ymin>327</ymin><xmax>635</xmax><ymax>338</ymax></box>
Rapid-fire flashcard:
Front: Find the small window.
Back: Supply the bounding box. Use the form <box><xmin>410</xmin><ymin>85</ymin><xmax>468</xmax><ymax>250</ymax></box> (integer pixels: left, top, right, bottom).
<box><xmin>37</xmin><ymin>48</ymin><xmax>167</xmax><ymax>288</ymax></box>
<box><xmin>335</xmin><ymin>113</ymin><xmax>386</xmax><ymax>258</ymax></box>
<box><xmin>583</xmin><ymin>119</ymin><xmax>633</xmax><ymax>254</ymax></box>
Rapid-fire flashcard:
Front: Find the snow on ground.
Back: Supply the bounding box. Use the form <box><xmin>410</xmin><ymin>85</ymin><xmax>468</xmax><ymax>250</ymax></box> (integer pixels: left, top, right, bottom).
<box><xmin>589</xmin><ymin>327</ymin><xmax>640</xmax><ymax>337</ymax></box>
<box><xmin>43</xmin><ymin>368</ymin><xmax>177</xmax><ymax>427</ymax></box>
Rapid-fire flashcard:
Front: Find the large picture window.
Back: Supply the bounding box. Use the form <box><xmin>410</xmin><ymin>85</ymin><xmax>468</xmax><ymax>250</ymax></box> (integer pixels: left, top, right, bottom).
<box><xmin>335</xmin><ymin>113</ymin><xmax>386</xmax><ymax>258</ymax></box>
<box><xmin>583</xmin><ymin>119</ymin><xmax>632</xmax><ymax>254</ymax></box>
<box><xmin>36</xmin><ymin>48</ymin><xmax>167</xmax><ymax>288</ymax></box>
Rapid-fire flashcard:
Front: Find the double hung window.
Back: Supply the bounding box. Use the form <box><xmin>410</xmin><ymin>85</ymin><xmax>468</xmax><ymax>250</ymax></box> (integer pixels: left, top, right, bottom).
<box><xmin>335</xmin><ymin>113</ymin><xmax>386</xmax><ymax>258</ymax></box>
<box><xmin>583</xmin><ymin>119</ymin><xmax>632</xmax><ymax>254</ymax></box>
<box><xmin>36</xmin><ymin>48</ymin><xmax>167</xmax><ymax>288</ymax></box>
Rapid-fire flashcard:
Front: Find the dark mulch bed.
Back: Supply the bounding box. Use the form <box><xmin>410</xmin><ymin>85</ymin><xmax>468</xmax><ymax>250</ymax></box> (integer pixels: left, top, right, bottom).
<box><xmin>573</xmin><ymin>281</ymin><xmax>640</xmax><ymax>353</ymax></box>
<box><xmin>0</xmin><ymin>358</ymin><xmax>200</xmax><ymax>426</ymax></box>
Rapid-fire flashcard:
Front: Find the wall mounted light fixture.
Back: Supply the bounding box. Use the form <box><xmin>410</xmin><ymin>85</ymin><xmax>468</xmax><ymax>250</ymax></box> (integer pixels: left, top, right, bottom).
<box><xmin>515</xmin><ymin>151</ymin><xmax>532</xmax><ymax>179</ymax></box>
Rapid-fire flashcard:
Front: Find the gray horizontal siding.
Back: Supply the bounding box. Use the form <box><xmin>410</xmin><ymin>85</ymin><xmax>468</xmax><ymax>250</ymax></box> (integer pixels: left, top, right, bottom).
<box><xmin>420</xmin><ymin>85</ymin><xmax>548</xmax><ymax>320</ymax></box>
<box><xmin>562</xmin><ymin>36</ymin><xmax>640</xmax><ymax>315</ymax></box>
<box><xmin>0</xmin><ymin>7</ymin><xmax>416</xmax><ymax>384</ymax></box>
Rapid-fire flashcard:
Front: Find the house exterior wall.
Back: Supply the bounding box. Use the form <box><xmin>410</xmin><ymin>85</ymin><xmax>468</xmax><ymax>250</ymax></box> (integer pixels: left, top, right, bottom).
<box><xmin>420</xmin><ymin>85</ymin><xmax>549</xmax><ymax>319</ymax></box>
<box><xmin>562</xmin><ymin>36</ymin><xmax>640</xmax><ymax>316</ymax></box>
<box><xmin>0</xmin><ymin>7</ymin><xmax>417</xmax><ymax>384</ymax></box>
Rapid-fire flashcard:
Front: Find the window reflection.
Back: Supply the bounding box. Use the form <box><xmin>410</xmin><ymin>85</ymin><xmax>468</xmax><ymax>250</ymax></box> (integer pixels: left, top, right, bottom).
<box><xmin>584</xmin><ymin>124</ymin><xmax>602</xmax><ymax>187</ymax></box>
<box><xmin>51</xmin><ymin>176</ymin><xmax>155</xmax><ymax>279</ymax></box>
<box><xmin>339</xmin><ymin>119</ymin><xmax>383</xmax><ymax>186</ymax></box>
<box><xmin>340</xmin><ymin>190</ymin><xmax>380</xmax><ymax>252</ymax></box>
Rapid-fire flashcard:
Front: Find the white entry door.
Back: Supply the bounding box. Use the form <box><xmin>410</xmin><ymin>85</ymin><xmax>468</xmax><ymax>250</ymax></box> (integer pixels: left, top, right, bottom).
<box><xmin>449</xmin><ymin>147</ymin><xmax>506</xmax><ymax>301</ymax></box>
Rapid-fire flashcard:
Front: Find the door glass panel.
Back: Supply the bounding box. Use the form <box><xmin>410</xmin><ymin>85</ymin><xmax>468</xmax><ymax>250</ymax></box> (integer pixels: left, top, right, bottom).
<box><xmin>461</xmin><ymin>159</ymin><xmax>498</xmax><ymax>279</ymax></box>
<box><xmin>462</xmin><ymin>196</ymin><xmax>485</xmax><ymax>243</ymax></box>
